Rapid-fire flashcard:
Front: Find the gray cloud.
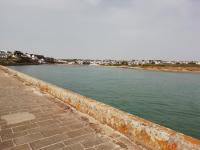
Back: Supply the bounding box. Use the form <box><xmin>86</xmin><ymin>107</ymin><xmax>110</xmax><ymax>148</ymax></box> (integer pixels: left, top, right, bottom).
<box><xmin>0</xmin><ymin>0</ymin><xmax>200</xmax><ymax>60</ymax></box>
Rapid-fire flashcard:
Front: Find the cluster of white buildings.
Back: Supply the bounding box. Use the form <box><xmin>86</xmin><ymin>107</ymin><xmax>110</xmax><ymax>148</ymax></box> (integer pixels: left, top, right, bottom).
<box><xmin>1</xmin><ymin>50</ymin><xmax>35</xmax><ymax>58</ymax></box>
<box><xmin>58</xmin><ymin>59</ymin><xmax>200</xmax><ymax>66</ymax></box>
<box><xmin>0</xmin><ymin>50</ymin><xmax>10</xmax><ymax>58</ymax></box>
<box><xmin>58</xmin><ymin>59</ymin><xmax>103</xmax><ymax>65</ymax></box>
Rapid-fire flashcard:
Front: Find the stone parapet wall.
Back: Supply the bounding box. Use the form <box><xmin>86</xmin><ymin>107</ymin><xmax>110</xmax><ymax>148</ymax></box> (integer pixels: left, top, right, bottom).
<box><xmin>1</xmin><ymin>65</ymin><xmax>200</xmax><ymax>150</ymax></box>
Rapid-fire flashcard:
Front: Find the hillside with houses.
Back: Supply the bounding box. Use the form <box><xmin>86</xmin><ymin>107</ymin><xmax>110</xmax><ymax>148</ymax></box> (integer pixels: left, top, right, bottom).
<box><xmin>0</xmin><ymin>50</ymin><xmax>55</xmax><ymax>65</ymax></box>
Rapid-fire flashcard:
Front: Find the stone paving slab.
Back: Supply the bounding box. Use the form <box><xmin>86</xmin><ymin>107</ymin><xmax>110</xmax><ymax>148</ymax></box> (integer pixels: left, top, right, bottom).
<box><xmin>0</xmin><ymin>69</ymin><xmax>144</xmax><ymax>150</ymax></box>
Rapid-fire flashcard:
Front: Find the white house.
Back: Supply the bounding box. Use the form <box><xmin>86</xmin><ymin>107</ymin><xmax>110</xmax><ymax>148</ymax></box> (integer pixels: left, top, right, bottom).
<box><xmin>0</xmin><ymin>51</ymin><xmax>7</xmax><ymax>58</ymax></box>
<box><xmin>38</xmin><ymin>59</ymin><xmax>45</xmax><ymax>64</ymax></box>
<box><xmin>25</xmin><ymin>53</ymin><xmax>31</xmax><ymax>58</ymax></box>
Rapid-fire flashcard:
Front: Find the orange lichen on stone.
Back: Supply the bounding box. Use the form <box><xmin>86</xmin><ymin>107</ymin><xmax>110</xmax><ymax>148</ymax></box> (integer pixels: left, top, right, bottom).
<box><xmin>75</xmin><ymin>103</ymin><xmax>80</xmax><ymax>110</ymax></box>
<box><xmin>40</xmin><ymin>85</ymin><xmax>48</xmax><ymax>92</ymax></box>
<box><xmin>157</xmin><ymin>140</ymin><xmax>177</xmax><ymax>150</ymax></box>
<box><xmin>135</xmin><ymin>129</ymin><xmax>152</xmax><ymax>148</ymax></box>
<box><xmin>167</xmin><ymin>143</ymin><xmax>177</xmax><ymax>150</ymax></box>
<box><xmin>65</xmin><ymin>97</ymin><xmax>71</xmax><ymax>103</ymax></box>
<box><xmin>119</xmin><ymin>124</ymin><xmax>129</xmax><ymax>133</ymax></box>
<box><xmin>184</xmin><ymin>135</ymin><xmax>200</xmax><ymax>145</ymax></box>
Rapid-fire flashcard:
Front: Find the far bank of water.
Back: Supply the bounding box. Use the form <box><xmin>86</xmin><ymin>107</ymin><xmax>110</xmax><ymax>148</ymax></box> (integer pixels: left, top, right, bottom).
<box><xmin>10</xmin><ymin>65</ymin><xmax>200</xmax><ymax>139</ymax></box>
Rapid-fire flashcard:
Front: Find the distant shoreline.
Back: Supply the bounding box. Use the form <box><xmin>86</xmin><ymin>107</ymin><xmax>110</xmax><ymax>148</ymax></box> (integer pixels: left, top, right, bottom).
<box><xmin>101</xmin><ymin>64</ymin><xmax>200</xmax><ymax>73</ymax></box>
<box><xmin>5</xmin><ymin>62</ymin><xmax>200</xmax><ymax>73</ymax></box>
<box><xmin>54</xmin><ymin>63</ymin><xmax>200</xmax><ymax>73</ymax></box>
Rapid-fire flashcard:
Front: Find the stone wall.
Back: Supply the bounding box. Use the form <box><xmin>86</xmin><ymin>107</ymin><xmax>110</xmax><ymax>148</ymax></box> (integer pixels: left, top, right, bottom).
<box><xmin>1</xmin><ymin>65</ymin><xmax>200</xmax><ymax>150</ymax></box>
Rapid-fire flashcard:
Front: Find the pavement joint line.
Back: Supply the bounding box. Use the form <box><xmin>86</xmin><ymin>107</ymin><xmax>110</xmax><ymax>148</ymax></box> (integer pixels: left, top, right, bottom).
<box><xmin>12</xmin><ymin>139</ymin><xmax>16</xmax><ymax>147</ymax></box>
<box><xmin>28</xmin><ymin>143</ymin><xmax>33</xmax><ymax>150</ymax></box>
<box><xmin>12</xmin><ymin>134</ymin><xmax>60</xmax><ymax>147</ymax></box>
<box><xmin>11</xmin><ymin>128</ymin><xmax>14</xmax><ymax>134</ymax></box>
<box><xmin>11</xmin><ymin>125</ymin><xmax>39</xmax><ymax>132</ymax></box>
<box><xmin>37</xmin><ymin>141</ymin><xmax>64</xmax><ymax>150</ymax></box>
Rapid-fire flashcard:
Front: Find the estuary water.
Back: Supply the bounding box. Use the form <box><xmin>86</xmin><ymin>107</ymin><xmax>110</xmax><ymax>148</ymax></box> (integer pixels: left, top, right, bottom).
<box><xmin>10</xmin><ymin>65</ymin><xmax>200</xmax><ymax>139</ymax></box>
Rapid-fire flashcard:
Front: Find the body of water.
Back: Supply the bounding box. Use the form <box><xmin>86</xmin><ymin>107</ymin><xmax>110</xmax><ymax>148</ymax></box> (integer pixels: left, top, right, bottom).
<box><xmin>10</xmin><ymin>65</ymin><xmax>200</xmax><ymax>139</ymax></box>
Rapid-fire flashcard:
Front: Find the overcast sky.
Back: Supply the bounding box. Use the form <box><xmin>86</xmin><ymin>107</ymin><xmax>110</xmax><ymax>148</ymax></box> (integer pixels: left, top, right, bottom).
<box><xmin>0</xmin><ymin>0</ymin><xmax>200</xmax><ymax>60</ymax></box>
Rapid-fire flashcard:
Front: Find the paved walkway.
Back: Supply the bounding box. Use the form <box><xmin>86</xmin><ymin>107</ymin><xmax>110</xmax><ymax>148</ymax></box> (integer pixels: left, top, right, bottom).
<box><xmin>0</xmin><ymin>69</ymin><xmax>143</xmax><ymax>150</ymax></box>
